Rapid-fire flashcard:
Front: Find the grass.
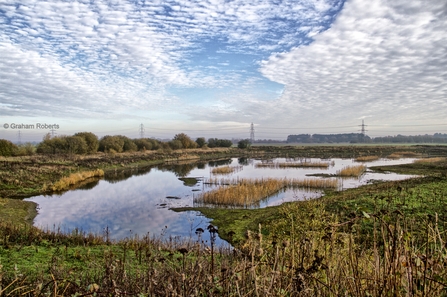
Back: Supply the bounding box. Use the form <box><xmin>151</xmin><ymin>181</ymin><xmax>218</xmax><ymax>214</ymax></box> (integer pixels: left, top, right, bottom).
<box><xmin>42</xmin><ymin>169</ymin><xmax>104</xmax><ymax>192</ymax></box>
<box><xmin>211</xmin><ymin>166</ymin><xmax>241</xmax><ymax>175</ymax></box>
<box><xmin>255</xmin><ymin>161</ymin><xmax>331</xmax><ymax>168</ymax></box>
<box><xmin>414</xmin><ymin>157</ymin><xmax>446</xmax><ymax>164</ymax></box>
<box><xmin>337</xmin><ymin>165</ymin><xmax>367</xmax><ymax>177</ymax></box>
<box><xmin>355</xmin><ymin>155</ymin><xmax>380</xmax><ymax>162</ymax></box>
<box><xmin>0</xmin><ymin>198</ymin><xmax>36</xmax><ymax>225</ymax></box>
<box><xmin>196</xmin><ymin>178</ymin><xmax>339</xmax><ymax>206</ymax></box>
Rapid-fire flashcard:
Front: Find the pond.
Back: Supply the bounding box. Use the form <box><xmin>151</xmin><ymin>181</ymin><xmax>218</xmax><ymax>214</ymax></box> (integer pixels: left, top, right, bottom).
<box><xmin>26</xmin><ymin>157</ymin><xmax>418</xmax><ymax>245</ymax></box>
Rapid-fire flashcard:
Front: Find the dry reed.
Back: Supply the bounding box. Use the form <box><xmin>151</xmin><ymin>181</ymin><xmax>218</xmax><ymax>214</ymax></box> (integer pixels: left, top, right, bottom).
<box><xmin>43</xmin><ymin>169</ymin><xmax>104</xmax><ymax>192</ymax></box>
<box><xmin>211</xmin><ymin>166</ymin><xmax>241</xmax><ymax>175</ymax></box>
<box><xmin>196</xmin><ymin>177</ymin><xmax>339</xmax><ymax>206</ymax></box>
<box><xmin>255</xmin><ymin>161</ymin><xmax>330</xmax><ymax>169</ymax></box>
<box><xmin>337</xmin><ymin>165</ymin><xmax>366</xmax><ymax>177</ymax></box>
<box><xmin>414</xmin><ymin>157</ymin><xmax>446</xmax><ymax>163</ymax></box>
<box><xmin>355</xmin><ymin>155</ymin><xmax>379</xmax><ymax>162</ymax></box>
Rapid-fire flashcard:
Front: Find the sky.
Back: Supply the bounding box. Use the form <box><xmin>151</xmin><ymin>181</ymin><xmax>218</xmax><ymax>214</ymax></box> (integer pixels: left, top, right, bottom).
<box><xmin>1</xmin><ymin>0</ymin><xmax>446</xmax><ymax>142</ymax></box>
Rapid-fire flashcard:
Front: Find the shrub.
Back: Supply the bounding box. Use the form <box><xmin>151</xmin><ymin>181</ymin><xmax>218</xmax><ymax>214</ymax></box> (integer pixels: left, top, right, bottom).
<box><xmin>0</xmin><ymin>139</ymin><xmax>17</xmax><ymax>156</ymax></box>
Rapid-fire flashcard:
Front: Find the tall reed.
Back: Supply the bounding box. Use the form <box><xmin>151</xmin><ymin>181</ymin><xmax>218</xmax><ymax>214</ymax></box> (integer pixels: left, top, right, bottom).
<box><xmin>196</xmin><ymin>178</ymin><xmax>339</xmax><ymax>206</ymax></box>
<box><xmin>42</xmin><ymin>169</ymin><xmax>104</xmax><ymax>192</ymax></box>
<box><xmin>355</xmin><ymin>155</ymin><xmax>379</xmax><ymax>162</ymax></box>
<box><xmin>255</xmin><ymin>161</ymin><xmax>331</xmax><ymax>168</ymax></box>
<box><xmin>337</xmin><ymin>165</ymin><xmax>366</xmax><ymax>177</ymax></box>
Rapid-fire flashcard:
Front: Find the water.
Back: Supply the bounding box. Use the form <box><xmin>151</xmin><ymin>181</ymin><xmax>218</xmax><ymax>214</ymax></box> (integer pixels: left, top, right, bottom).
<box><xmin>26</xmin><ymin>157</ymin><xmax>418</xmax><ymax>243</ymax></box>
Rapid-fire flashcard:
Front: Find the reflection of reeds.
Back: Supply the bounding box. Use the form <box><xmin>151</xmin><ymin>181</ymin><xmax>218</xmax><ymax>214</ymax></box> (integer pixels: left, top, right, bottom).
<box><xmin>43</xmin><ymin>169</ymin><xmax>104</xmax><ymax>192</ymax></box>
<box><xmin>337</xmin><ymin>165</ymin><xmax>366</xmax><ymax>177</ymax></box>
<box><xmin>355</xmin><ymin>156</ymin><xmax>379</xmax><ymax>162</ymax></box>
<box><xmin>196</xmin><ymin>178</ymin><xmax>339</xmax><ymax>206</ymax></box>
<box><xmin>256</xmin><ymin>162</ymin><xmax>331</xmax><ymax>169</ymax></box>
<box><xmin>211</xmin><ymin>166</ymin><xmax>241</xmax><ymax>175</ymax></box>
<box><xmin>414</xmin><ymin>157</ymin><xmax>446</xmax><ymax>163</ymax></box>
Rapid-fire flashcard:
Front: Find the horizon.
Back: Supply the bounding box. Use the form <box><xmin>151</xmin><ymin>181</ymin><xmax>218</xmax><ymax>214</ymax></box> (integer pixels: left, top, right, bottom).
<box><xmin>1</xmin><ymin>0</ymin><xmax>446</xmax><ymax>142</ymax></box>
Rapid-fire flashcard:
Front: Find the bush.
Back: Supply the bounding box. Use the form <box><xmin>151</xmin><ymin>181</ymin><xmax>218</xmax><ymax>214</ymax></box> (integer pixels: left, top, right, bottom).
<box><xmin>98</xmin><ymin>136</ymin><xmax>125</xmax><ymax>153</ymax></box>
<box><xmin>238</xmin><ymin>139</ymin><xmax>251</xmax><ymax>149</ymax></box>
<box><xmin>74</xmin><ymin>132</ymin><xmax>99</xmax><ymax>154</ymax></box>
<box><xmin>173</xmin><ymin>133</ymin><xmax>197</xmax><ymax>149</ymax></box>
<box><xmin>0</xmin><ymin>139</ymin><xmax>18</xmax><ymax>156</ymax></box>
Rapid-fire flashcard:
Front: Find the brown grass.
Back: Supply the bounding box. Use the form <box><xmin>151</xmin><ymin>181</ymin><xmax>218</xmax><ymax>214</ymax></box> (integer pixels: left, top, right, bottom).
<box><xmin>414</xmin><ymin>157</ymin><xmax>446</xmax><ymax>164</ymax></box>
<box><xmin>355</xmin><ymin>155</ymin><xmax>380</xmax><ymax>162</ymax></box>
<box><xmin>42</xmin><ymin>169</ymin><xmax>104</xmax><ymax>192</ymax></box>
<box><xmin>337</xmin><ymin>165</ymin><xmax>366</xmax><ymax>177</ymax></box>
<box><xmin>211</xmin><ymin>166</ymin><xmax>241</xmax><ymax>175</ymax></box>
<box><xmin>255</xmin><ymin>161</ymin><xmax>331</xmax><ymax>169</ymax></box>
<box><xmin>388</xmin><ymin>151</ymin><xmax>420</xmax><ymax>159</ymax></box>
<box><xmin>196</xmin><ymin>178</ymin><xmax>339</xmax><ymax>206</ymax></box>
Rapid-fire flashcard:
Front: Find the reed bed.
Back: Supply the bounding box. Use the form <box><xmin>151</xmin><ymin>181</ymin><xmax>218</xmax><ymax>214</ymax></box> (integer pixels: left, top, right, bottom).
<box><xmin>355</xmin><ymin>155</ymin><xmax>380</xmax><ymax>162</ymax></box>
<box><xmin>211</xmin><ymin>166</ymin><xmax>241</xmax><ymax>175</ymax></box>
<box><xmin>388</xmin><ymin>151</ymin><xmax>420</xmax><ymax>159</ymax></box>
<box><xmin>255</xmin><ymin>161</ymin><xmax>331</xmax><ymax>169</ymax></box>
<box><xmin>337</xmin><ymin>165</ymin><xmax>366</xmax><ymax>177</ymax></box>
<box><xmin>196</xmin><ymin>177</ymin><xmax>339</xmax><ymax>206</ymax></box>
<box><xmin>414</xmin><ymin>157</ymin><xmax>446</xmax><ymax>163</ymax></box>
<box><xmin>42</xmin><ymin>169</ymin><xmax>104</xmax><ymax>192</ymax></box>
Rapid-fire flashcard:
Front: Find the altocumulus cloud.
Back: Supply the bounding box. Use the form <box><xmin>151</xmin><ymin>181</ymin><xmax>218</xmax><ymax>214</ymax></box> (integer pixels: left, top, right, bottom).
<box><xmin>259</xmin><ymin>0</ymin><xmax>447</xmax><ymax>129</ymax></box>
<box><xmin>0</xmin><ymin>0</ymin><xmax>341</xmax><ymax>121</ymax></box>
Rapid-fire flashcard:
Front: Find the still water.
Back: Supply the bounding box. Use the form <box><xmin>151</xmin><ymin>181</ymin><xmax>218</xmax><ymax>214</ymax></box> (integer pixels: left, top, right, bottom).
<box><xmin>26</xmin><ymin>157</ymin><xmax>418</xmax><ymax>243</ymax></box>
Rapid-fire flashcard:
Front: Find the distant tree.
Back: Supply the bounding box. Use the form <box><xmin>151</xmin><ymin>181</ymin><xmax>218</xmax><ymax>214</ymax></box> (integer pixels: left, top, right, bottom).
<box><xmin>117</xmin><ymin>135</ymin><xmax>137</xmax><ymax>152</ymax></box>
<box><xmin>15</xmin><ymin>142</ymin><xmax>35</xmax><ymax>156</ymax></box>
<box><xmin>207</xmin><ymin>138</ymin><xmax>232</xmax><ymax>148</ymax></box>
<box><xmin>64</xmin><ymin>135</ymin><xmax>88</xmax><ymax>154</ymax></box>
<box><xmin>98</xmin><ymin>135</ymin><xmax>125</xmax><ymax>153</ymax></box>
<box><xmin>0</xmin><ymin>139</ymin><xmax>18</xmax><ymax>156</ymax></box>
<box><xmin>168</xmin><ymin>140</ymin><xmax>183</xmax><ymax>150</ymax></box>
<box><xmin>134</xmin><ymin>138</ymin><xmax>153</xmax><ymax>151</ymax></box>
<box><xmin>74</xmin><ymin>132</ymin><xmax>99</xmax><ymax>154</ymax></box>
<box><xmin>196</xmin><ymin>137</ymin><xmax>206</xmax><ymax>148</ymax></box>
<box><xmin>173</xmin><ymin>133</ymin><xmax>197</xmax><ymax>149</ymax></box>
<box><xmin>238</xmin><ymin>139</ymin><xmax>251</xmax><ymax>149</ymax></box>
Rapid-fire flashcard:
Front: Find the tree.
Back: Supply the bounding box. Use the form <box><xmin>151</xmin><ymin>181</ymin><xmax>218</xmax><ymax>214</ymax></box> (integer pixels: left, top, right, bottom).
<box><xmin>238</xmin><ymin>139</ymin><xmax>251</xmax><ymax>149</ymax></box>
<box><xmin>74</xmin><ymin>132</ymin><xmax>99</xmax><ymax>154</ymax></box>
<box><xmin>0</xmin><ymin>139</ymin><xmax>18</xmax><ymax>156</ymax></box>
<box><xmin>64</xmin><ymin>135</ymin><xmax>88</xmax><ymax>154</ymax></box>
<box><xmin>173</xmin><ymin>133</ymin><xmax>197</xmax><ymax>149</ymax></box>
<box><xmin>168</xmin><ymin>140</ymin><xmax>183</xmax><ymax>150</ymax></box>
<box><xmin>196</xmin><ymin>137</ymin><xmax>206</xmax><ymax>148</ymax></box>
<box><xmin>98</xmin><ymin>136</ymin><xmax>125</xmax><ymax>153</ymax></box>
<box><xmin>134</xmin><ymin>138</ymin><xmax>153</xmax><ymax>151</ymax></box>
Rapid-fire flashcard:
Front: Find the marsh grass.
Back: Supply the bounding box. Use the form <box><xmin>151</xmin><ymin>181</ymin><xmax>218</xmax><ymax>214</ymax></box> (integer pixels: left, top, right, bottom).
<box><xmin>355</xmin><ymin>155</ymin><xmax>380</xmax><ymax>162</ymax></box>
<box><xmin>388</xmin><ymin>151</ymin><xmax>420</xmax><ymax>159</ymax></box>
<box><xmin>211</xmin><ymin>166</ymin><xmax>242</xmax><ymax>175</ymax></box>
<box><xmin>414</xmin><ymin>157</ymin><xmax>446</xmax><ymax>164</ymax></box>
<box><xmin>196</xmin><ymin>178</ymin><xmax>339</xmax><ymax>206</ymax></box>
<box><xmin>255</xmin><ymin>161</ymin><xmax>331</xmax><ymax>168</ymax></box>
<box><xmin>337</xmin><ymin>165</ymin><xmax>366</xmax><ymax>177</ymax></box>
<box><xmin>42</xmin><ymin>169</ymin><xmax>104</xmax><ymax>192</ymax></box>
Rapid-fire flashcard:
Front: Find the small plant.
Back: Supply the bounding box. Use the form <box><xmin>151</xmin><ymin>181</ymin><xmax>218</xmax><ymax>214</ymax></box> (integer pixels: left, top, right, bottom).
<box><xmin>355</xmin><ymin>155</ymin><xmax>379</xmax><ymax>162</ymax></box>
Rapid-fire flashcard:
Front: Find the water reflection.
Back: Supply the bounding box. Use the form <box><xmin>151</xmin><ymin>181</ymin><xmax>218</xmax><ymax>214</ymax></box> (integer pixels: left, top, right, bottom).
<box><xmin>26</xmin><ymin>157</ymin><xmax>418</xmax><ymax>243</ymax></box>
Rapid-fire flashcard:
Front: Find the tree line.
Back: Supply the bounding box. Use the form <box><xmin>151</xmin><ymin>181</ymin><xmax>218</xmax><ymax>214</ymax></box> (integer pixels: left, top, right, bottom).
<box><xmin>0</xmin><ymin>132</ymin><xmax>245</xmax><ymax>156</ymax></box>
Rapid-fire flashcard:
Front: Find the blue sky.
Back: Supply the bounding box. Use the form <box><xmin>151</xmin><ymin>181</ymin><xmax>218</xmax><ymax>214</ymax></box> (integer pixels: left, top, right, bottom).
<box><xmin>1</xmin><ymin>0</ymin><xmax>446</xmax><ymax>142</ymax></box>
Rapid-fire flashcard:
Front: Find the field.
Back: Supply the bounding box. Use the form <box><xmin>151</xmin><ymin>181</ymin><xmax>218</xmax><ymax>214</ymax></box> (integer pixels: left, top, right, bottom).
<box><xmin>1</xmin><ymin>145</ymin><xmax>447</xmax><ymax>295</ymax></box>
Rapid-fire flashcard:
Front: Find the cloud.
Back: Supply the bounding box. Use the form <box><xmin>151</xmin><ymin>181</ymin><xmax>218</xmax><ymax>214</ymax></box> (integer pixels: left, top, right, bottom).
<box><xmin>258</xmin><ymin>0</ymin><xmax>447</xmax><ymax>129</ymax></box>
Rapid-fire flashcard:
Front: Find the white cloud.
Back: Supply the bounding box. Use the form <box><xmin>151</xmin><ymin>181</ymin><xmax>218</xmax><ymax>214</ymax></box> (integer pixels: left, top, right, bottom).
<box><xmin>258</xmin><ymin>0</ymin><xmax>447</xmax><ymax>129</ymax></box>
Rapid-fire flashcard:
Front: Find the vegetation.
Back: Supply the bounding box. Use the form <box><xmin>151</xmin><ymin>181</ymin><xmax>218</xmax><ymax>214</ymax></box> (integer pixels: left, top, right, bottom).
<box><xmin>0</xmin><ymin>139</ymin><xmax>18</xmax><ymax>157</ymax></box>
<box><xmin>255</xmin><ymin>161</ymin><xmax>331</xmax><ymax>168</ymax></box>
<box><xmin>355</xmin><ymin>155</ymin><xmax>380</xmax><ymax>162</ymax></box>
<box><xmin>238</xmin><ymin>139</ymin><xmax>251</xmax><ymax>149</ymax></box>
<box><xmin>195</xmin><ymin>177</ymin><xmax>339</xmax><ymax>206</ymax></box>
<box><xmin>42</xmin><ymin>169</ymin><xmax>104</xmax><ymax>192</ymax></box>
<box><xmin>337</xmin><ymin>164</ymin><xmax>367</xmax><ymax>177</ymax></box>
<box><xmin>1</xmin><ymin>145</ymin><xmax>447</xmax><ymax>295</ymax></box>
<box><xmin>210</xmin><ymin>166</ymin><xmax>241</xmax><ymax>175</ymax></box>
<box><xmin>207</xmin><ymin>138</ymin><xmax>233</xmax><ymax>148</ymax></box>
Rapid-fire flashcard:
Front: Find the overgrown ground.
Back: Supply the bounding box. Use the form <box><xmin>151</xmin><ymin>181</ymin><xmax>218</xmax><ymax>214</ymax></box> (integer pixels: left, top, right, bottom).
<box><xmin>1</xmin><ymin>145</ymin><xmax>447</xmax><ymax>296</ymax></box>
